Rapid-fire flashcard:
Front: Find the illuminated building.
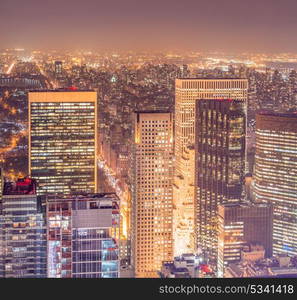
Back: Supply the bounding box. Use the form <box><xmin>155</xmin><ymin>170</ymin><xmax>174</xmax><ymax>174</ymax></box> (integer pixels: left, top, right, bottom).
<box><xmin>195</xmin><ymin>98</ymin><xmax>246</xmax><ymax>267</ymax></box>
<box><xmin>131</xmin><ymin>111</ymin><xmax>173</xmax><ymax>278</ymax></box>
<box><xmin>0</xmin><ymin>169</ymin><xmax>3</xmax><ymax>277</ymax></box>
<box><xmin>54</xmin><ymin>61</ymin><xmax>62</xmax><ymax>75</ymax></box>
<box><xmin>174</xmin><ymin>78</ymin><xmax>248</xmax><ymax>256</ymax></box>
<box><xmin>254</xmin><ymin>113</ymin><xmax>297</xmax><ymax>256</ymax></box>
<box><xmin>119</xmin><ymin>184</ymin><xmax>132</xmax><ymax>268</ymax></box>
<box><xmin>0</xmin><ymin>168</ymin><xmax>3</xmax><ymax>202</ymax></box>
<box><xmin>47</xmin><ymin>193</ymin><xmax>120</xmax><ymax>278</ymax></box>
<box><xmin>217</xmin><ymin>202</ymin><xmax>273</xmax><ymax>277</ymax></box>
<box><xmin>28</xmin><ymin>90</ymin><xmax>97</xmax><ymax>195</ymax></box>
<box><xmin>0</xmin><ymin>177</ymin><xmax>47</xmax><ymax>278</ymax></box>
<box><xmin>0</xmin><ymin>77</ymin><xmax>42</xmax><ymax>89</ymax></box>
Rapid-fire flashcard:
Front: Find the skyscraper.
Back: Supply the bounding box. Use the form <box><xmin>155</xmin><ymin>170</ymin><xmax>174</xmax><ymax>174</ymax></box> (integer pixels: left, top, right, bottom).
<box><xmin>29</xmin><ymin>90</ymin><xmax>97</xmax><ymax>195</ymax></box>
<box><xmin>173</xmin><ymin>78</ymin><xmax>248</xmax><ymax>256</ymax></box>
<box><xmin>54</xmin><ymin>61</ymin><xmax>63</xmax><ymax>75</ymax></box>
<box><xmin>195</xmin><ymin>98</ymin><xmax>246</xmax><ymax>268</ymax></box>
<box><xmin>47</xmin><ymin>193</ymin><xmax>120</xmax><ymax>278</ymax></box>
<box><xmin>131</xmin><ymin>111</ymin><xmax>173</xmax><ymax>278</ymax></box>
<box><xmin>0</xmin><ymin>169</ymin><xmax>4</xmax><ymax>277</ymax></box>
<box><xmin>0</xmin><ymin>177</ymin><xmax>47</xmax><ymax>278</ymax></box>
<box><xmin>254</xmin><ymin>112</ymin><xmax>297</xmax><ymax>256</ymax></box>
<box><xmin>0</xmin><ymin>168</ymin><xmax>3</xmax><ymax>202</ymax></box>
<box><xmin>217</xmin><ymin>202</ymin><xmax>273</xmax><ymax>277</ymax></box>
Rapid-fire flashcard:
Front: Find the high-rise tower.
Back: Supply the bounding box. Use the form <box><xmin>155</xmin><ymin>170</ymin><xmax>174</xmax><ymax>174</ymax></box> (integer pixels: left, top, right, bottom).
<box><xmin>47</xmin><ymin>193</ymin><xmax>120</xmax><ymax>278</ymax></box>
<box><xmin>0</xmin><ymin>177</ymin><xmax>47</xmax><ymax>278</ymax></box>
<box><xmin>173</xmin><ymin>78</ymin><xmax>248</xmax><ymax>255</ymax></box>
<box><xmin>195</xmin><ymin>98</ymin><xmax>246</xmax><ymax>268</ymax></box>
<box><xmin>131</xmin><ymin>111</ymin><xmax>174</xmax><ymax>277</ymax></box>
<box><xmin>254</xmin><ymin>112</ymin><xmax>297</xmax><ymax>256</ymax></box>
<box><xmin>29</xmin><ymin>90</ymin><xmax>98</xmax><ymax>195</ymax></box>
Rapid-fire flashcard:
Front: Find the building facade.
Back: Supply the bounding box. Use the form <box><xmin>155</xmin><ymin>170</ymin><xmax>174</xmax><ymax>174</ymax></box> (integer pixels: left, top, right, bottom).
<box><xmin>28</xmin><ymin>90</ymin><xmax>97</xmax><ymax>195</ymax></box>
<box><xmin>47</xmin><ymin>193</ymin><xmax>120</xmax><ymax>278</ymax></box>
<box><xmin>217</xmin><ymin>202</ymin><xmax>273</xmax><ymax>276</ymax></box>
<box><xmin>195</xmin><ymin>98</ymin><xmax>246</xmax><ymax>268</ymax></box>
<box><xmin>254</xmin><ymin>113</ymin><xmax>297</xmax><ymax>256</ymax></box>
<box><xmin>0</xmin><ymin>169</ymin><xmax>3</xmax><ymax>277</ymax></box>
<box><xmin>54</xmin><ymin>61</ymin><xmax>63</xmax><ymax>75</ymax></box>
<box><xmin>0</xmin><ymin>168</ymin><xmax>3</xmax><ymax>202</ymax></box>
<box><xmin>0</xmin><ymin>177</ymin><xmax>47</xmax><ymax>278</ymax></box>
<box><xmin>174</xmin><ymin>78</ymin><xmax>248</xmax><ymax>256</ymax></box>
<box><xmin>131</xmin><ymin>111</ymin><xmax>173</xmax><ymax>277</ymax></box>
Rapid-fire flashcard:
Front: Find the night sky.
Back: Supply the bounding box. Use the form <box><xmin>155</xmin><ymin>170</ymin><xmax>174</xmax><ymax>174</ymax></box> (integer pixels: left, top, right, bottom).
<box><xmin>1</xmin><ymin>0</ymin><xmax>297</xmax><ymax>52</ymax></box>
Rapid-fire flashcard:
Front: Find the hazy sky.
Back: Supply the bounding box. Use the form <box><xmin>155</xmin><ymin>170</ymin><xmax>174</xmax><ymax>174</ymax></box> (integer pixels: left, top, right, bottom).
<box><xmin>1</xmin><ymin>0</ymin><xmax>297</xmax><ymax>52</ymax></box>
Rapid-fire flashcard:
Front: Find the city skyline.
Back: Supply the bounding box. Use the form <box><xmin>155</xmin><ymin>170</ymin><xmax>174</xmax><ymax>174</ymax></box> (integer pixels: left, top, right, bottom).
<box><xmin>1</xmin><ymin>0</ymin><xmax>297</xmax><ymax>284</ymax></box>
<box><xmin>1</xmin><ymin>48</ymin><xmax>297</xmax><ymax>280</ymax></box>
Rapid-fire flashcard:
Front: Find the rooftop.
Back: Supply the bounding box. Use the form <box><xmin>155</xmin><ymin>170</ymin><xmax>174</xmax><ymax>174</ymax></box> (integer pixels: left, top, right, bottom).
<box><xmin>47</xmin><ymin>192</ymin><xmax>119</xmax><ymax>203</ymax></box>
<box><xmin>219</xmin><ymin>201</ymin><xmax>271</xmax><ymax>208</ymax></box>
<box><xmin>29</xmin><ymin>87</ymin><xmax>95</xmax><ymax>93</ymax></box>
<box><xmin>257</xmin><ymin>111</ymin><xmax>297</xmax><ymax>118</ymax></box>
<box><xmin>47</xmin><ymin>193</ymin><xmax>120</xmax><ymax>211</ymax></box>
<box><xmin>176</xmin><ymin>77</ymin><xmax>246</xmax><ymax>80</ymax></box>
<box><xmin>3</xmin><ymin>177</ymin><xmax>37</xmax><ymax>195</ymax></box>
<box><xmin>134</xmin><ymin>110</ymin><xmax>171</xmax><ymax>114</ymax></box>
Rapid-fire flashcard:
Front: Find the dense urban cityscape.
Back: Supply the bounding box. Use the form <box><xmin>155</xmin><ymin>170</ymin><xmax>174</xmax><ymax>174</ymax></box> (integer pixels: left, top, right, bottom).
<box><xmin>0</xmin><ymin>48</ymin><xmax>297</xmax><ymax>279</ymax></box>
<box><xmin>1</xmin><ymin>2</ymin><xmax>297</xmax><ymax>292</ymax></box>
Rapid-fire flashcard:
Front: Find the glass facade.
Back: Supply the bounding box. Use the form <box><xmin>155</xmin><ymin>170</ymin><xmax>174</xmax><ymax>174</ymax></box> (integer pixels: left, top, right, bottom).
<box><xmin>47</xmin><ymin>193</ymin><xmax>120</xmax><ymax>278</ymax></box>
<box><xmin>72</xmin><ymin>229</ymin><xmax>118</xmax><ymax>278</ymax></box>
<box><xmin>0</xmin><ymin>178</ymin><xmax>47</xmax><ymax>278</ymax></box>
<box><xmin>195</xmin><ymin>99</ymin><xmax>246</xmax><ymax>268</ymax></box>
<box><xmin>29</xmin><ymin>91</ymin><xmax>97</xmax><ymax>195</ymax></box>
<box><xmin>174</xmin><ymin>79</ymin><xmax>248</xmax><ymax>256</ymax></box>
<box><xmin>0</xmin><ymin>170</ymin><xmax>3</xmax><ymax>277</ymax></box>
<box><xmin>255</xmin><ymin>113</ymin><xmax>297</xmax><ymax>256</ymax></box>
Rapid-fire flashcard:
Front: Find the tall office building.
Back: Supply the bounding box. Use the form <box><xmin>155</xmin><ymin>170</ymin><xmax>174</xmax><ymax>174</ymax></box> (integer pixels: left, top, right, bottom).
<box><xmin>174</xmin><ymin>78</ymin><xmax>248</xmax><ymax>256</ymax></box>
<box><xmin>47</xmin><ymin>193</ymin><xmax>120</xmax><ymax>278</ymax></box>
<box><xmin>217</xmin><ymin>202</ymin><xmax>273</xmax><ymax>276</ymax></box>
<box><xmin>29</xmin><ymin>90</ymin><xmax>97</xmax><ymax>195</ymax></box>
<box><xmin>131</xmin><ymin>111</ymin><xmax>173</xmax><ymax>278</ymax></box>
<box><xmin>0</xmin><ymin>169</ymin><xmax>3</xmax><ymax>207</ymax></box>
<box><xmin>0</xmin><ymin>169</ymin><xmax>3</xmax><ymax>198</ymax></box>
<box><xmin>54</xmin><ymin>61</ymin><xmax>63</xmax><ymax>75</ymax></box>
<box><xmin>195</xmin><ymin>98</ymin><xmax>246</xmax><ymax>268</ymax></box>
<box><xmin>0</xmin><ymin>169</ymin><xmax>3</xmax><ymax>277</ymax></box>
<box><xmin>254</xmin><ymin>113</ymin><xmax>297</xmax><ymax>256</ymax></box>
<box><xmin>0</xmin><ymin>177</ymin><xmax>47</xmax><ymax>278</ymax></box>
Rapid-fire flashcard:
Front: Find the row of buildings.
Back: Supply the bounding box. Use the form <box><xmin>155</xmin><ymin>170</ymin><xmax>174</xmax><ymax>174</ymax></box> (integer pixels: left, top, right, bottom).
<box><xmin>0</xmin><ymin>172</ymin><xmax>120</xmax><ymax>278</ymax></box>
<box><xmin>132</xmin><ymin>79</ymin><xmax>297</xmax><ymax>277</ymax></box>
<box><xmin>1</xmin><ymin>77</ymin><xmax>297</xmax><ymax>277</ymax></box>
